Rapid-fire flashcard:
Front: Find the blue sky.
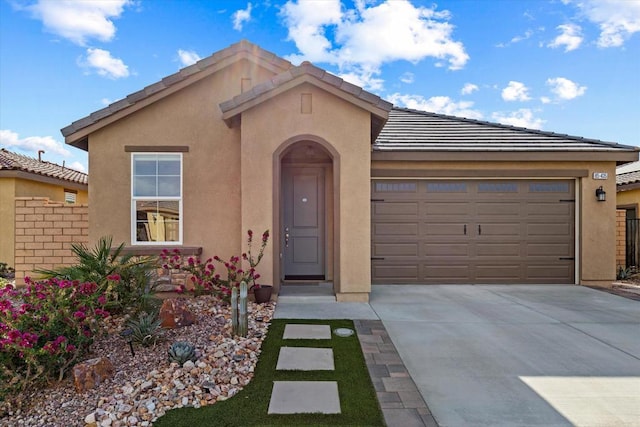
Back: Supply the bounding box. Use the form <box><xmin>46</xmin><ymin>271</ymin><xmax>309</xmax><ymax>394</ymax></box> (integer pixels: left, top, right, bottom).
<box><xmin>1</xmin><ymin>0</ymin><xmax>639</xmax><ymax>172</ymax></box>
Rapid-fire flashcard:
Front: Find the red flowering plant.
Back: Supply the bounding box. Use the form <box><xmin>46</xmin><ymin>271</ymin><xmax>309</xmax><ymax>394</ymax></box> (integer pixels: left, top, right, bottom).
<box><xmin>161</xmin><ymin>229</ymin><xmax>270</xmax><ymax>301</ymax></box>
<box><xmin>159</xmin><ymin>249</ymin><xmax>221</xmax><ymax>297</ymax></box>
<box><xmin>0</xmin><ymin>276</ymin><xmax>112</xmax><ymax>397</ymax></box>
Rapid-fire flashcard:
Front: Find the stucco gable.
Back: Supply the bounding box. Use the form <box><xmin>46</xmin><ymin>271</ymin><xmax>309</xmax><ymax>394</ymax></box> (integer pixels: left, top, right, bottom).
<box><xmin>219</xmin><ymin>61</ymin><xmax>392</xmax><ymax>138</ymax></box>
<box><xmin>61</xmin><ymin>40</ymin><xmax>292</xmax><ymax>151</ymax></box>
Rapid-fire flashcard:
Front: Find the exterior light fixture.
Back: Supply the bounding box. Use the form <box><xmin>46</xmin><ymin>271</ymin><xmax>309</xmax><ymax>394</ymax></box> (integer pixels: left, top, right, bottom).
<box><xmin>595</xmin><ymin>186</ymin><xmax>606</xmax><ymax>202</ymax></box>
<box><xmin>120</xmin><ymin>328</ymin><xmax>135</xmax><ymax>357</ymax></box>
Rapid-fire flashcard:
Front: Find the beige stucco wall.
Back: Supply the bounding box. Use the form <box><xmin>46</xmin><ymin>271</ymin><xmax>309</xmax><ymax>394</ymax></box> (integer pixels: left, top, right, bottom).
<box><xmin>240</xmin><ymin>83</ymin><xmax>372</xmax><ymax>301</ymax></box>
<box><xmin>87</xmin><ymin>59</ymin><xmax>277</xmax><ymax>264</ymax></box>
<box><xmin>372</xmin><ymin>160</ymin><xmax>618</xmax><ymax>285</ymax></box>
<box><xmin>0</xmin><ymin>179</ymin><xmax>15</xmax><ymax>267</ymax></box>
<box><xmin>616</xmin><ymin>187</ymin><xmax>640</xmax><ymax>209</ymax></box>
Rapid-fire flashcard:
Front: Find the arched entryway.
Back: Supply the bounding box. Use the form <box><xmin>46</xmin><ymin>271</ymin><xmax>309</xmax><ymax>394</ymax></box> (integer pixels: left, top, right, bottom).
<box><xmin>273</xmin><ymin>136</ymin><xmax>340</xmax><ymax>294</ymax></box>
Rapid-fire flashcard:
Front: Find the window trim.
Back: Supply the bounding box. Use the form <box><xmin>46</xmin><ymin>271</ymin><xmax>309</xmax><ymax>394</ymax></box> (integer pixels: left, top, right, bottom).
<box><xmin>131</xmin><ymin>152</ymin><xmax>183</xmax><ymax>246</ymax></box>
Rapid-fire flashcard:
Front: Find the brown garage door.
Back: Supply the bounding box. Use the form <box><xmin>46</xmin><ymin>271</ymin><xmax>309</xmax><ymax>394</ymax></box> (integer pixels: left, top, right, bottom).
<box><xmin>372</xmin><ymin>180</ymin><xmax>575</xmax><ymax>284</ymax></box>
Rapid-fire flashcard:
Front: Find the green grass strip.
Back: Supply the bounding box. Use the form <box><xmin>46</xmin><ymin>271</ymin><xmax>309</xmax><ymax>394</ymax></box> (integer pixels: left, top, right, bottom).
<box><xmin>155</xmin><ymin>319</ymin><xmax>384</xmax><ymax>426</ymax></box>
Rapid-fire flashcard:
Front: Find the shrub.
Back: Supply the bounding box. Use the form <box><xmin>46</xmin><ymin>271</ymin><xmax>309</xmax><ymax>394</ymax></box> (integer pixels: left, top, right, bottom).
<box><xmin>0</xmin><ymin>263</ymin><xmax>14</xmax><ymax>280</ymax></box>
<box><xmin>0</xmin><ymin>277</ymin><xmax>111</xmax><ymax>398</ymax></box>
<box><xmin>35</xmin><ymin>236</ymin><xmax>157</xmax><ymax>313</ymax></box>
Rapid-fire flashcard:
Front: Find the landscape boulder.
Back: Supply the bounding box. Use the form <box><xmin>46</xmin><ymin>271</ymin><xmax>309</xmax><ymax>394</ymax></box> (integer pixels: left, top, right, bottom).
<box><xmin>159</xmin><ymin>298</ymin><xmax>196</xmax><ymax>328</ymax></box>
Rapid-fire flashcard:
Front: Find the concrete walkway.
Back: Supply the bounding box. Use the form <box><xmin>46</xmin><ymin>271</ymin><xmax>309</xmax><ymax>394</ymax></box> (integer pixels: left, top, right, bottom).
<box><xmin>274</xmin><ymin>284</ymin><xmax>640</xmax><ymax>427</ymax></box>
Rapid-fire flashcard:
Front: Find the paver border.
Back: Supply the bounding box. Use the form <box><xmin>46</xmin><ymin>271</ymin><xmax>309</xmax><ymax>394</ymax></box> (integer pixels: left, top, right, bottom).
<box><xmin>354</xmin><ymin>320</ymin><xmax>439</xmax><ymax>427</ymax></box>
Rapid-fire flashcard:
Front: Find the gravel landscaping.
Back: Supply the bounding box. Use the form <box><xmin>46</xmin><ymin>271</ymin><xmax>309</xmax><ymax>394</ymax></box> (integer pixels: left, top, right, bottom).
<box><xmin>1</xmin><ymin>296</ymin><xmax>275</xmax><ymax>427</ymax></box>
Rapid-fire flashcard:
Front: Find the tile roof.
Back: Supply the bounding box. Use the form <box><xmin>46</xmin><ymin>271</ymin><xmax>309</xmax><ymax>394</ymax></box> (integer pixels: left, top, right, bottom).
<box><xmin>617</xmin><ymin>161</ymin><xmax>640</xmax><ymax>186</ymax></box>
<box><xmin>375</xmin><ymin>108</ymin><xmax>637</xmax><ymax>152</ymax></box>
<box><xmin>219</xmin><ymin>61</ymin><xmax>392</xmax><ymax>117</ymax></box>
<box><xmin>61</xmin><ymin>40</ymin><xmax>292</xmax><ymax>146</ymax></box>
<box><xmin>0</xmin><ymin>149</ymin><xmax>88</xmax><ymax>185</ymax></box>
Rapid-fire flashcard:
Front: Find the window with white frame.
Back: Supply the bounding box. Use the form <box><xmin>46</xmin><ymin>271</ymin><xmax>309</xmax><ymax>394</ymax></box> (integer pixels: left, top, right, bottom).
<box><xmin>132</xmin><ymin>153</ymin><xmax>182</xmax><ymax>244</ymax></box>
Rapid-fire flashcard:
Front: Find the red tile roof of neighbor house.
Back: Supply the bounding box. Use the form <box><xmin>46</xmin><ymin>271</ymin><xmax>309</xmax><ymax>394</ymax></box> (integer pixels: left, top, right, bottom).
<box><xmin>0</xmin><ymin>148</ymin><xmax>88</xmax><ymax>185</ymax></box>
<box><xmin>617</xmin><ymin>161</ymin><xmax>640</xmax><ymax>186</ymax></box>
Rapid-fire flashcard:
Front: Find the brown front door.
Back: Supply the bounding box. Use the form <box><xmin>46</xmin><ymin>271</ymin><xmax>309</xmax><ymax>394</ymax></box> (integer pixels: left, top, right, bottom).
<box><xmin>282</xmin><ymin>167</ymin><xmax>325</xmax><ymax>279</ymax></box>
<box><xmin>372</xmin><ymin>179</ymin><xmax>575</xmax><ymax>284</ymax></box>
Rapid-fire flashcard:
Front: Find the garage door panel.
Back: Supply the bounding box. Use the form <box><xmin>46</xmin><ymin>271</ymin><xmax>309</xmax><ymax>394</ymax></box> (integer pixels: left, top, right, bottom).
<box><xmin>375</xmin><ymin>223</ymin><xmax>419</xmax><ymax>236</ymax></box>
<box><xmin>372</xmin><ymin>179</ymin><xmax>574</xmax><ymax>284</ymax></box>
<box><xmin>425</xmin><ymin>202</ymin><xmax>471</xmax><ymax>215</ymax></box>
<box><xmin>373</xmin><ymin>243</ymin><xmax>419</xmax><ymax>257</ymax></box>
<box><xmin>424</xmin><ymin>223</ymin><xmax>467</xmax><ymax>236</ymax></box>
<box><xmin>527</xmin><ymin>203</ymin><xmax>573</xmax><ymax>216</ymax></box>
<box><xmin>476</xmin><ymin>265</ymin><xmax>522</xmax><ymax>281</ymax></box>
<box><xmin>527</xmin><ymin>223</ymin><xmax>572</xmax><ymax>236</ymax></box>
<box><xmin>372</xmin><ymin>264</ymin><xmax>419</xmax><ymax>281</ymax></box>
<box><xmin>423</xmin><ymin>264</ymin><xmax>470</xmax><ymax>280</ymax></box>
<box><xmin>374</xmin><ymin>202</ymin><xmax>419</xmax><ymax>216</ymax></box>
<box><xmin>527</xmin><ymin>265</ymin><xmax>573</xmax><ymax>280</ymax></box>
<box><xmin>476</xmin><ymin>202</ymin><xmax>521</xmax><ymax>215</ymax></box>
<box><xmin>527</xmin><ymin>243</ymin><xmax>572</xmax><ymax>257</ymax></box>
<box><xmin>424</xmin><ymin>243</ymin><xmax>470</xmax><ymax>256</ymax></box>
<box><xmin>476</xmin><ymin>242</ymin><xmax>521</xmax><ymax>257</ymax></box>
<box><xmin>476</xmin><ymin>223</ymin><xmax>521</xmax><ymax>236</ymax></box>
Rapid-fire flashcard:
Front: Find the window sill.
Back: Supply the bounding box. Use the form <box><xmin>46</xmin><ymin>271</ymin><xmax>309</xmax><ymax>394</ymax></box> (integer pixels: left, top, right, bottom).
<box><xmin>113</xmin><ymin>246</ymin><xmax>203</xmax><ymax>257</ymax></box>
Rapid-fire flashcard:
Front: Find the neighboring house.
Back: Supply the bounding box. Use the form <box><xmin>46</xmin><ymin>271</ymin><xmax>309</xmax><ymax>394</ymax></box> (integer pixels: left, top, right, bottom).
<box><xmin>61</xmin><ymin>40</ymin><xmax>637</xmax><ymax>301</ymax></box>
<box><xmin>616</xmin><ymin>161</ymin><xmax>640</xmax><ymax>268</ymax></box>
<box><xmin>0</xmin><ymin>148</ymin><xmax>88</xmax><ymax>271</ymax></box>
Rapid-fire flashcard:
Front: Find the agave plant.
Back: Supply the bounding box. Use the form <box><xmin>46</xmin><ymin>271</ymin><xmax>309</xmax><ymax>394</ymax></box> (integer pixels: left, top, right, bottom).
<box><xmin>168</xmin><ymin>341</ymin><xmax>197</xmax><ymax>365</ymax></box>
<box><xmin>125</xmin><ymin>312</ymin><xmax>163</xmax><ymax>347</ymax></box>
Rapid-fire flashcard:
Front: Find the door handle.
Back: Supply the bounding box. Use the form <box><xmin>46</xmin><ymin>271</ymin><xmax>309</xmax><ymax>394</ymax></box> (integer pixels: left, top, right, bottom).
<box><xmin>464</xmin><ymin>224</ymin><xmax>467</xmax><ymax>235</ymax></box>
<box><xmin>478</xmin><ymin>224</ymin><xmax>482</xmax><ymax>235</ymax></box>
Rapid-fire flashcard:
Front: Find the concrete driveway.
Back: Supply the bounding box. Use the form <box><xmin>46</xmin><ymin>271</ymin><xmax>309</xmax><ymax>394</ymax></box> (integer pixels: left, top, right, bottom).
<box><xmin>369</xmin><ymin>285</ymin><xmax>640</xmax><ymax>427</ymax></box>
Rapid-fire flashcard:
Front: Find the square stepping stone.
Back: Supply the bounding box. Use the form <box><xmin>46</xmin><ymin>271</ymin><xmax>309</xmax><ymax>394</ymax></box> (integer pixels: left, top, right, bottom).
<box><xmin>283</xmin><ymin>324</ymin><xmax>331</xmax><ymax>339</ymax></box>
<box><xmin>268</xmin><ymin>381</ymin><xmax>341</xmax><ymax>414</ymax></box>
<box><xmin>276</xmin><ymin>347</ymin><xmax>335</xmax><ymax>371</ymax></box>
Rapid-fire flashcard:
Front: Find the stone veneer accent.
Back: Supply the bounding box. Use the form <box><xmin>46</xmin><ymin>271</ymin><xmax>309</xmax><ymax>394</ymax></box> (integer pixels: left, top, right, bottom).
<box><xmin>616</xmin><ymin>209</ymin><xmax>626</xmax><ymax>270</ymax></box>
<box><xmin>13</xmin><ymin>197</ymin><xmax>88</xmax><ymax>285</ymax></box>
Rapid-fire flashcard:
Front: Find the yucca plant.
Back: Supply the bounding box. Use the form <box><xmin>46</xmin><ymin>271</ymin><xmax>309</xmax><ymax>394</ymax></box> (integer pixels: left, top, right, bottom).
<box><xmin>168</xmin><ymin>341</ymin><xmax>197</xmax><ymax>365</ymax></box>
<box><xmin>125</xmin><ymin>312</ymin><xmax>163</xmax><ymax>347</ymax></box>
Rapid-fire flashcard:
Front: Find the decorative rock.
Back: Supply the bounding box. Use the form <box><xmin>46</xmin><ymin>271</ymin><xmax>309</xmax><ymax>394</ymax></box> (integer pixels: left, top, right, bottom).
<box><xmin>159</xmin><ymin>299</ymin><xmax>196</xmax><ymax>328</ymax></box>
<box><xmin>140</xmin><ymin>381</ymin><xmax>153</xmax><ymax>391</ymax></box>
<box><xmin>73</xmin><ymin>357</ymin><xmax>115</xmax><ymax>393</ymax></box>
<box><xmin>101</xmin><ymin>418</ymin><xmax>112</xmax><ymax>427</ymax></box>
<box><xmin>183</xmin><ymin>360</ymin><xmax>195</xmax><ymax>371</ymax></box>
<box><xmin>85</xmin><ymin>412</ymin><xmax>97</xmax><ymax>424</ymax></box>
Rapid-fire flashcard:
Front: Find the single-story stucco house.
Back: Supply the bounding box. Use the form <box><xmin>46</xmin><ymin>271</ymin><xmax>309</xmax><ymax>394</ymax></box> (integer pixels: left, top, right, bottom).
<box><xmin>1</xmin><ymin>148</ymin><xmax>88</xmax><ymax>274</ymax></box>
<box><xmin>61</xmin><ymin>40</ymin><xmax>638</xmax><ymax>301</ymax></box>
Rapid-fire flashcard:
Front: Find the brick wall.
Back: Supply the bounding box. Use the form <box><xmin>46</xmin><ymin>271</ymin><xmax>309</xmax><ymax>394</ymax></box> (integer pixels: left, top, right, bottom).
<box><xmin>14</xmin><ymin>197</ymin><xmax>88</xmax><ymax>285</ymax></box>
<box><xmin>616</xmin><ymin>209</ymin><xmax>626</xmax><ymax>271</ymax></box>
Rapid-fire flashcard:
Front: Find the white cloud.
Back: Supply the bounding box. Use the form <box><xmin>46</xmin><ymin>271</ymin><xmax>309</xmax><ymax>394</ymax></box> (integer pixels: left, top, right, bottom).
<box><xmin>546</xmin><ymin>77</ymin><xmax>587</xmax><ymax>100</ymax></box>
<box><xmin>69</xmin><ymin>161</ymin><xmax>86</xmax><ymax>173</ymax></box>
<box><xmin>548</xmin><ymin>23</ymin><xmax>583</xmax><ymax>51</ymax></box>
<box><xmin>461</xmin><ymin>83</ymin><xmax>479</xmax><ymax>95</ymax></box>
<box><xmin>81</xmin><ymin>48</ymin><xmax>129</xmax><ymax>79</ymax></box>
<box><xmin>25</xmin><ymin>0</ymin><xmax>131</xmax><ymax>46</ymax></box>
<box><xmin>568</xmin><ymin>0</ymin><xmax>640</xmax><ymax>47</ymax></box>
<box><xmin>496</xmin><ymin>29</ymin><xmax>533</xmax><ymax>47</ymax></box>
<box><xmin>501</xmin><ymin>81</ymin><xmax>531</xmax><ymax>102</ymax></box>
<box><xmin>540</xmin><ymin>96</ymin><xmax>552</xmax><ymax>104</ymax></box>
<box><xmin>233</xmin><ymin>2</ymin><xmax>253</xmax><ymax>31</ymax></box>
<box><xmin>492</xmin><ymin>109</ymin><xmax>545</xmax><ymax>129</ymax></box>
<box><xmin>388</xmin><ymin>93</ymin><xmax>483</xmax><ymax>120</ymax></box>
<box><xmin>280</xmin><ymin>0</ymin><xmax>468</xmax><ymax>90</ymax></box>
<box><xmin>0</xmin><ymin>129</ymin><xmax>71</xmax><ymax>157</ymax></box>
<box><xmin>339</xmin><ymin>68</ymin><xmax>385</xmax><ymax>91</ymax></box>
<box><xmin>177</xmin><ymin>49</ymin><xmax>201</xmax><ymax>67</ymax></box>
<box><xmin>100</xmin><ymin>98</ymin><xmax>112</xmax><ymax>106</ymax></box>
<box><xmin>400</xmin><ymin>72</ymin><xmax>414</xmax><ymax>84</ymax></box>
